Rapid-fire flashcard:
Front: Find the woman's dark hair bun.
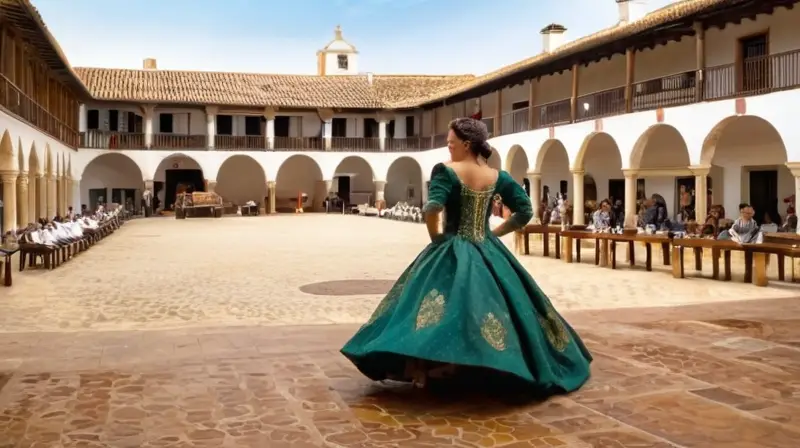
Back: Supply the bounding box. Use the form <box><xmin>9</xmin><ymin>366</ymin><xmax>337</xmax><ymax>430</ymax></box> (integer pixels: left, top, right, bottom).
<box><xmin>478</xmin><ymin>141</ymin><xmax>493</xmax><ymax>159</ymax></box>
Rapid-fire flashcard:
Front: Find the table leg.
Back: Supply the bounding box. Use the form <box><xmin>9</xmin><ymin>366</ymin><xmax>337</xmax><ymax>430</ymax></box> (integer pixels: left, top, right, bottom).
<box><xmin>711</xmin><ymin>248</ymin><xmax>720</xmax><ymax>280</ymax></box>
<box><xmin>645</xmin><ymin>243</ymin><xmax>652</xmax><ymax>271</ymax></box>
<box><xmin>594</xmin><ymin>240</ymin><xmax>601</xmax><ymax>265</ymax></box>
<box><xmin>564</xmin><ymin>237</ymin><xmax>573</xmax><ymax>263</ymax></box>
<box><xmin>610</xmin><ymin>241</ymin><xmax>617</xmax><ymax>269</ymax></box>
<box><xmin>576</xmin><ymin>240</ymin><xmax>582</xmax><ymax>263</ymax></box>
<box><xmin>753</xmin><ymin>252</ymin><xmax>768</xmax><ymax>287</ymax></box>
<box><xmin>778</xmin><ymin>255</ymin><xmax>785</xmax><ymax>281</ymax></box>
<box><xmin>744</xmin><ymin>251</ymin><xmax>753</xmax><ymax>283</ymax></box>
<box><xmin>693</xmin><ymin>247</ymin><xmax>703</xmax><ymax>271</ymax></box>
<box><xmin>524</xmin><ymin>233</ymin><xmax>530</xmax><ymax>255</ymax></box>
<box><xmin>3</xmin><ymin>256</ymin><xmax>11</xmax><ymax>287</ymax></box>
<box><xmin>671</xmin><ymin>246</ymin><xmax>684</xmax><ymax>278</ymax></box>
<box><xmin>662</xmin><ymin>242</ymin><xmax>671</xmax><ymax>265</ymax></box>
<box><xmin>724</xmin><ymin>250</ymin><xmax>732</xmax><ymax>281</ymax></box>
<box><xmin>628</xmin><ymin>241</ymin><xmax>635</xmax><ymax>268</ymax></box>
<box><xmin>543</xmin><ymin>232</ymin><xmax>550</xmax><ymax>257</ymax></box>
<box><xmin>555</xmin><ymin>234</ymin><xmax>561</xmax><ymax>260</ymax></box>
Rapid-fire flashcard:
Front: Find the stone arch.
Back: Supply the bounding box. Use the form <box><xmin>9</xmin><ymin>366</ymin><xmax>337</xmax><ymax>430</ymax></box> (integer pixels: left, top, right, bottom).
<box><xmin>504</xmin><ymin>144</ymin><xmax>529</xmax><ymax>184</ymax></box>
<box><xmin>81</xmin><ymin>153</ymin><xmax>146</xmax><ymax>213</ymax></box>
<box><xmin>575</xmin><ymin>132</ymin><xmax>623</xmax><ymax>203</ymax></box>
<box><xmin>44</xmin><ymin>144</ymin><xmax>53</xmax><ymax>176</ymax></box>
<box><xmin>28</xmin><ymin>143</ymin><xmax>39</xmax><ymax>176</ymax></box>
<box><xmin>333</xmin><ymin>155</ymin><xmax>375</xmax><ymax>205</ymax></box>
<box><xmin>487</xmin><ymin>148</ymin><xmax>502</xmax><ymax>171</ymax></box>
<box><xmin>153</xmin><ymin>153</ymin><xmax>206</xmax><ymax>211</ymax></box>
<box><xmin>0</xmin><ymin>130</ymin><xmax>14</xmax><ymax>172</ymax></box>
<box><xmin>17</xmin><ymin>138</ymin><xmax>25</xmax><ymax>172</ymax></box>
<box><xmin>630</xmin><ymin>124</ymin><xmax>691</xmax><ymax>170</ymax></box>
<box><xmin>700</xmin><ymin>115</ymin><xmax>788</xmax><ymax>223</ymax></box>
<box><xmin>28</xmin><ymin>143</ymin><xmax>41</xmax><ymax>221</ymax></box>
<box><xmin>216</xmin><ymin>154</ymin><xmax>268</xmax><ymax>206</ymax></box>
<box><xmin>386</xmin><ymin>156</ymin><xmax>424</xmax><ymax>207</ymax></box>
<box><xmin>534</xmin><ymin>139</ymin><xmax>571</xmax><ymax>200</ymax></box>
<box><xmin>275</xmin><ymin>155</ymin><xmax>324</xmax><ymax>212</ymax></box>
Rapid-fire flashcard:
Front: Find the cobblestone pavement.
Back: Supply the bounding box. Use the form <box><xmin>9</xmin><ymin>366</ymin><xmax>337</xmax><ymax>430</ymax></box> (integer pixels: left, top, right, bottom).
<box><xmin>0</xmin><ymin>216</ymin><xmax>796</xmax><ymax>333</ymax></box>
<box><xmin>0</xmin><ymin>216</ymin><xmax>799</xmax><ymax>447</ymax></box>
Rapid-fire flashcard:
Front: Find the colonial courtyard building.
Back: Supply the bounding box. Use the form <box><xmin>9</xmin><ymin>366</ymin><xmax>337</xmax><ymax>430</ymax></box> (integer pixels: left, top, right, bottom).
<box><xmin>1</xmin><ymin>0</ymin><xmax>799</xmax><ymax>230</ymax></box>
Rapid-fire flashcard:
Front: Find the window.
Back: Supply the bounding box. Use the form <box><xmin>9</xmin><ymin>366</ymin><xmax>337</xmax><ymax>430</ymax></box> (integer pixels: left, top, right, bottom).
<box><xmin>363</xmin><ymin>118</ymin><xmax>378</xmax><ymax>138</ymax></box>
<box><xmin>511</xmin><ymin>101</ymin><xmax>529</xmax><ymax>111</ymax></box>
<box><xmin>159</xmin><ymin>113</ymin><xmax>173</xmax><ymax>133</ymax></box>
<box><xmin>332</xmin><ymin>117</ymin><xmax>347</xmax><ymax>137</ymax></box>
<box><xmin>559</xmin><ymin>180</ymin><xmax>568</xmax><ymax>196</ymax></box>
<box><xmin>87</xmin><ymin>109</ymin><xmax>100</xmax><ymax>130</ymax></box>
<box><xmin>387</xmin><ymin>120</ymin><xmax>395</xmax><ymax>139</ymax></box>
<box><xmin>126</xmin><ymin>112</ymin><xmax>143</xmax><ymax>133</ymax></box>
<box><xmin>108</xmin><ymin>109</ymin><xmax>119</xmax><ymax>131</ymax></box>
<box><xmin>245</xmin><ymin>116</ymin><xmax>262</xmax><ymax>136</ymax></box>
<box><xmin>216</xmin><ymin>115</ymin><xmax>233</xmax><ymax>135</ymax></box>
<box><xmin>405</xmin><ymin>116</ymin><xmax>415</xmax><ymax>137</ymax></box>
<box><xmin>739</xmin><ymin>33</ymin><xmax>768</xmax><ymax>92</ymax></box>
<box><xmin>274</xmin><ymin>116</ymin><xmax>290</xmax><ymax>137</ymax></box>
<box><xmin>337</xmin><ymin>54</ymin><xmax>348</xmax><ymax>70</ymax></box>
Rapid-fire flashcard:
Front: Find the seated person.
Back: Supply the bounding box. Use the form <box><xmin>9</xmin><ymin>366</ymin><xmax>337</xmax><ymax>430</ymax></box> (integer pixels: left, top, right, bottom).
<box><xmin>781</xmin><ymin>207</ymin><xmax>797</xmax><ymax>232</ymax></box>
<box><xmin>701</xmin><ymin>205</ymin><xmax>722</xmax><ymax>237</ymax></box>
<box><xmin>760</xmin><ymin>211</ymin><xmax>779</xmax><ymax>234</ymax></box>
<box><xmin>728</xmin><ymin>203</ymin><xmax>762</xmax><ymax>243</ymax></box>
<box><xmin>640</xmin><ymin>194</ymin><xmax>670</xmax><ymax>230</ymax></box>
<box><xmin>591</xmin><ymin>199</ymin><xmax>612</xmax><ymax>230</ymax></box>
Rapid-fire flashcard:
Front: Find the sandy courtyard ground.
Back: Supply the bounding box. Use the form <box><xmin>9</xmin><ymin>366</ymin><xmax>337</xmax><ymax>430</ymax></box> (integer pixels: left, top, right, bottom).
<box><xmin>0</xmin><ymin>214</ymin><xmax>797</xmax><ymax>333</ymax></box>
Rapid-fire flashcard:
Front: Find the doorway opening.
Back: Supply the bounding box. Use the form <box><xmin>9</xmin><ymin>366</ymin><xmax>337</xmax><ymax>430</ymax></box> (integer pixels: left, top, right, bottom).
<box><xmin>164</xmin><ymin>169</ymin><xmax>204</xmax><ymax>211</ymax></box>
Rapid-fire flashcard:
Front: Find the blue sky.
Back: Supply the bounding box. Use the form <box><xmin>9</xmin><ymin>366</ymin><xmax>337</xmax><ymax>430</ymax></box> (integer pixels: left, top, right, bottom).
<box><xmin>35</xmin><ymin>0</ymin><xmax>674</xmax><ymax>75</ymax></box>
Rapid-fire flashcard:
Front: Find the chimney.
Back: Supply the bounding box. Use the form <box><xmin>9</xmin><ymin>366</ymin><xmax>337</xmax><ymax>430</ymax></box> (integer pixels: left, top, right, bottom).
<box><xmin>540</xmin><ymin>24</ymin><xmax>567</xmax><ymax>53</ymax></box>
<box><xmin>366</xmin><ymin>72</ymin><xmax>374</xmax><ymax>85</ymax></box>
<box><xmin>143</xmin><ymin>58</ymin><xmax>158</xmax><ymax>70</ymax></box>
<box><xmin>616</xmin><ymin>0</ymin><xmax>646</xmax><ymax>25</ymax></box>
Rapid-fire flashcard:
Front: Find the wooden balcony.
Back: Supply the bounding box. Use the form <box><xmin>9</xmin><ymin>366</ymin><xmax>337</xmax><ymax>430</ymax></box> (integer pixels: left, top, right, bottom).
<box><xmin>481</xmin><ymin>117</ymin><xmax>495</xmax><ymax>137</ymax></box>
<box><xmin>385</xmin><ymin>137</ymin><xmax>426</xmax><ymax>152</ymax></box>
<box><xmin>273</xmin><ymin>137</ymin><xmax>323</xmax><ymax>151</ymax></box>
<box><xmin>535</xmin><ymin>99</ymin><xmax>572</xmax><ymax>128</ymax></box>
<box><xmin>575</xmin><ymin>86</ymin><xmax>625</xmax><ymax>122</ymax></box>
<box><xmin>81</xmin><ymin>130</ymin><xmax>145</xmax><ymax>149</ymax></box>
<box><xmin>330</xmin><ymin>137</ymin><xmax>381</xmax><ymax>152</ymax></box>
<box><xmin>500</xmin><ymin>108</ymin><xmax>531</xmax><ymax>135</ymax></box>
<box><xmin>216</xmin><ymin>135</ymin><xmax>265</xmax><ymax>151</ymax></box>
<box><xmin>0</xmin><ymin>74</ymin><xmax>79</xmax><ymax>147</ymax></box>
<box><xmin>632</xmin><ymin>70</ymin><xmax>697</xmax><ymax>111</ymax></box>
<box><xmin>705</xmin><ymin>48</ymin><xmax>800</xmax><ymax>101</ymax></box>
<box><xmin>152</xmin><ymin>134</ymin><xmax>207</xmax><ymax>150</ymax></box>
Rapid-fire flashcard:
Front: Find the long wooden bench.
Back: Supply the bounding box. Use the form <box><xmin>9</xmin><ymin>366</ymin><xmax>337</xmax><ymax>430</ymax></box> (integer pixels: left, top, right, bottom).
<box><xmin>560</xmin><ymin>231</ymin><xmax>671</xmax><ymax>271</ymax></box>
<box><xmin>516</xmin><ymin>224</ymin><xmax>562</xmax><ymax>258</ymax></box>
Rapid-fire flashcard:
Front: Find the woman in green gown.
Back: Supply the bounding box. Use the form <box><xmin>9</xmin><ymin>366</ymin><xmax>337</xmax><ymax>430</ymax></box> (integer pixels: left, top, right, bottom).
<box><xmin>341</xmin><ymin>118</ymin><xmax>592</xmax><ymax>395</ymax></box>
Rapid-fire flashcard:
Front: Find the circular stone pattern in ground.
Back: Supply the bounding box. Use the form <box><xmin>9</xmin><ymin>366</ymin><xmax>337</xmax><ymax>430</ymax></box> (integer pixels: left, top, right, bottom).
<box><xmin>300</xmin><ymin>280</ymin><xmax>395</xmax><ymax>296</ymax></box>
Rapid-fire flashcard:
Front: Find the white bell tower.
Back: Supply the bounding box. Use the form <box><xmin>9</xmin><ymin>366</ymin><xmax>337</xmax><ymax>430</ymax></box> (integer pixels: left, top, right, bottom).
<box><xmin>316</xmin><ymin>25</ymin><xmax>359</xmax><ymax>76</ymax></box>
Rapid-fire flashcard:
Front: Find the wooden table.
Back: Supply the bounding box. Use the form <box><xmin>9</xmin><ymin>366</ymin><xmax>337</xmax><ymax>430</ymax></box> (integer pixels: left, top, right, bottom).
<box><xmin>0</xmin><ymin>244</ymin><xmax>20</xmax><ymax>287</ymax></box>
<box><xmin>561</xmin><ymin>231</ymin><xmax>670</xmax><ymax>271</ymax></box>
<box><xmin>516</xmin><ymin>224</ymin><xmax>562</xmax><ymax>259</ymax></box>
<box><xmin>671</xmin><ymin>238</ymin><xmax>797</xmax><ymax>286</ymax></box>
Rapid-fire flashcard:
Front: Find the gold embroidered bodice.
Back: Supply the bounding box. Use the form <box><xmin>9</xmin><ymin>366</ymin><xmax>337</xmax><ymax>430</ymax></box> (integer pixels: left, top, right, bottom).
<box><xmin>448</xmin><ymin>185</ymin><xmax>496</xmax><ymax>243</ymax></box>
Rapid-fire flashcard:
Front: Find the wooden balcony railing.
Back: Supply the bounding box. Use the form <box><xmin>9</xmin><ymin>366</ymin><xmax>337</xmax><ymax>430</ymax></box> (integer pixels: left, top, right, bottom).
<box><xmin>432</xmin><ymin>133</ymin><xmax>448</xmax><ymax>148</ymax></box>
<box><xmin>152</xmin><ymin>134</ymin><xmax>207</xmax><ymax>150</ymax></box>
<box><xmin>330</xmin><ymin>137</ymin><xmax>381</xmax><ymax>152</ymax></box>
<box><xmin>481</xmin><ymin>117</ymin><xmax>495</xmax><ymax>136</ymax></box>
<box><xmin>535</xmin><ymin>98</ymin><xmax>572</xmax><ymax>128</ymax></box>
<box><xmin>0</xmin><ymin>74</ymin><xmax>79</xmax><ymax>148</ymax></box>
<box><xmin>576</xmin><ymin>86</ymin><xmax>626</xmax><ymax>122</ymax></box>
<box><xmin>631</xmin><ymin>70</ymin><xmax>697</xmax><ymax>111</ymax></box>
<box><xmin>385</xmin><ymin>137</ymin><xmax>425</xmax><ymax>152</ymax></box>
<box><xmin>81</xmin><ymin>130</ymin><xmax>145</xmax><ymax>149</ymax></box>
<box><xmin>500</xmin><ymin>108</ymin><xmax>531</xmax><ymax>135</ymax></box>
<box><xmin>705</xmin><ymin>49</ymin><xmax>800</xmax><ymax>101</ymax></box>
<box><xmin>216</xmin><ymin>135</ymin><xmax>265</xmax><ymax>150</ymax></box>
<box><xmin>273</xmin><ymin>136</ymin><xmax>323</xmax><ymax>151</ymax></box>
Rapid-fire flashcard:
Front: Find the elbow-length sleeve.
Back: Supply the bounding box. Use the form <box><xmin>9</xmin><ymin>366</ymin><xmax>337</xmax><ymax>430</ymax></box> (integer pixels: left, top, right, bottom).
<box><xmin>422</xmin><ymin>163</ymin><xmax>452</xmax><ymax>214</ymax></box>
<box><xmin>497</xmin><ymin>171</ymin><xmax>533</xmax><ymax>228</ymax></box>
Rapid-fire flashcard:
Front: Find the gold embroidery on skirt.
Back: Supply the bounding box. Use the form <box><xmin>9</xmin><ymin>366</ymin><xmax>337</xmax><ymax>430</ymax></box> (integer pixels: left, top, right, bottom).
<box><xmin>367</xmin><ymin>270</ymin><xmax>409</xmax><ymax>324</ymax></box>
<box><xmin>481</xmin><ymin>312</ymin><xmax>507</xmax><ymax>351</ymax></box>
<box><xmin>537</xmin><ymin>309</ymin><xmax>570</xmax><ymax>352</ymax></box>
<box><xmin>416</xmin><ymin>289</ymin><xmax>446</xmax><ymax>330</ymax></box>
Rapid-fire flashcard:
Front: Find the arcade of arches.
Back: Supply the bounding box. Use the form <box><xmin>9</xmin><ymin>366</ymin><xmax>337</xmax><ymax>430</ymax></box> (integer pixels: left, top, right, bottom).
<box><xmin>0</xmin><ymin>133</ymin><xmax>73</xmax><ymax>234</ymax></box>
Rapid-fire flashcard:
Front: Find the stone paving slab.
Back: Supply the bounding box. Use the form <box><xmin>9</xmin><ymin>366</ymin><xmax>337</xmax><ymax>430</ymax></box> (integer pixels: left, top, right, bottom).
<box><xmin>0</xmin><ymin>298</ymin><xmax>798</xmax><ymax>447</ymax></box>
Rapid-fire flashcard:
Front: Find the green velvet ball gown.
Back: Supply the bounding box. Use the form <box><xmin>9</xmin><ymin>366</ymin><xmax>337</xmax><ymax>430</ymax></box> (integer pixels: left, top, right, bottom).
<box><xmin>341</xmin><ymin>163</ymin><xmax>592</xmax><ymax>395</ymax></box>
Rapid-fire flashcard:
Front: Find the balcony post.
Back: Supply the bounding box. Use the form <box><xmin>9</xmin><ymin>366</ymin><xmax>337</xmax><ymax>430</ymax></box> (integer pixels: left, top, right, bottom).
<box><xmin>140</xmin><ymin>104</ymin><xmax>155</xmax><ymax>149</ymax></box>
<box><xmin>377</xmin><ymin>112</ymin><xmax>392</xmax><ymax>152</ymax></box>
<box><xmin>317</xmin><ymin>108</ymin><xmax>333</xmax><ymax>151</ymax></box>
<box><xmin>78</xmin><ymin>104</ymin><xmax>87</xmax><ymax>133</ymax></box>
<box><xmin>205</xmin><ymin>106</ymin><xmax>217</xmax><ymax>150</ymax></box>
<box><xmin>263</xmin><ymin>106</ymin><xmax>276</xmax><ymax>150</ymax></box>
<box><xmin>393</xmin><ymin>113</ymin><xmax>407</xmax><ymax>139</ymax></box>
<box><xmin>694</xmin><ymin>21</ymin><xmax>706</xmax><ymax>102</ymax></box>
<box><xmin>527</xmin><ymin>172</ymin><xmax>542</xmax><ymax>224</ymax></box>
<box><xmin>528</xmin><ymin>79</ymin><xmax>538</xmax><ymax>130</ymax></box>
<box><xmin>494</xmin><ymin>90</ymin><xmax>502</xmax><ymax>136</ymax></box>
<box><xmin>625</xmin><ymin>48</ymin><xmax>635</xmax><ymax>113</ymax></box>
<box><xmin>570</xmin><ymin>64</ymin><xmax>579</xmax><ymax>122</ymax></box>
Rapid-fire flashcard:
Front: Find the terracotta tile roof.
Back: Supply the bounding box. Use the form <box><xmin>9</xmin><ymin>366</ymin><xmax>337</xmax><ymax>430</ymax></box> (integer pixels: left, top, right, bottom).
<box><xmin>74</xmin><ymin>67</ymin><xmax>475</xmax><ymax>109</ymax></box>
<box><xmin>390</xmin><ymin>0</ymin><xmax>730</xmax><ymax>107</ymax></box>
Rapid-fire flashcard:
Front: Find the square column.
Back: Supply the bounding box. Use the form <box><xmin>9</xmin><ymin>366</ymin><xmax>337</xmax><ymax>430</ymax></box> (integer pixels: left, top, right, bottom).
<box><xmin>393</xmin><ymin>114</ymin><xmax>407</xmax><ymax>139</ymax></box>
<box><xmin>46</xmin><ymin>175</ymin><xmax>56</xmax><ymax>220</ymax></box>
<box><xmin>571</xmin><ymin>170</ymin><xmax>584</xmax><ymax>226</ymax></box>
<box><xmin>1</xmin><ymin>172</ymin><xmax>17</xmax><ymax>233</ymax></box>
<box><xmin>690</xmin><ymin>166</ymin><xmax>710</xmax><ymax>222</ymax></box>
<box><xmin>206</xmin><ymin>180</ymin><xmax>217</xmax><ymax>193</ymax></box>
<box><xmin>143</xmin><ymin>180</ymin><xmax>155</xmax><ymax>217</ymax></box>
<box><xmin>16</xmin><ymin>172</ymin><xmax>28</xmax><ymax>227</ymax></box>
<box><xmin>141</xmin><ymin>105</ymin><xmax>156</xmax><ymax>149</ymax></box>
<box><xmin>374</xmin><ymin>180</ymin><xmax>386</xmax><ymax>209</ymax></box>
<box><xmin>267</xmin><ymin>181</ymin><xmax>276</xmax><ymax>214</ymax></box>
<box><xmin>527</xmin><ymin>173</ymin><xmax>542</xmax><ymax>224</ymax></box>
<box><xmin>378</xmin><ymin>120</ymin><xmax>387</xmax><ymax>151</ymax></box>
<box><xmin>70</xmin><ymin>178</ymin><xmax>80</xmax><ymax>215</ymax></box>
<box><xmin>36</xmin><ymin>175</ymin><xmax>46</xmax><ymax>220</ymax></box>
<box><xmin>264</xmin><ymin>107</ymin><xmax>275</xmax><ymax>150</ymax></box>
<box><xmin>206</xmin><ymin>106</ymin><xmax>217</xmax><ymax>150</ymax></box>
<box><xmin>28</xmin><ymin>172</ymin><xmax>36</xmax><ymax>221</ymax></box>
<box><xmin>322</xmin><ymin>120</ymin><xmax>332</xmax><ymax>150</ymax></box>
<box><xmin>623</xmin><ymin>170</ymin><xmax>638</xmax><ymax>228</ymax></box>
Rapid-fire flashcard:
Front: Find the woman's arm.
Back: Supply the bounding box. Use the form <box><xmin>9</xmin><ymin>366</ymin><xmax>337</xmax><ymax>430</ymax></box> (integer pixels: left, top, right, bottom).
<box><xmin>493</xmin><ymin>174</ymin><xmax>533</xmax><ymax>238</ymax></box>
<box><xmin>422</xmin><ymin>164</ymin><xmax>451</xmax><ymax>242</ymax></box>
